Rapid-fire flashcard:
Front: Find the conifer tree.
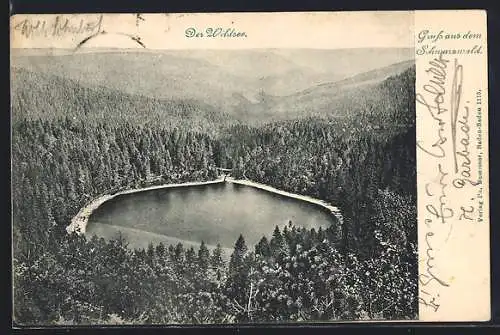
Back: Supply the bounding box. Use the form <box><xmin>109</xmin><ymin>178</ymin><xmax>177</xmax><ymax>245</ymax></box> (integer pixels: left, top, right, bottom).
<box><xmin>226</xmin><ymin>234</ymin><xmax>249</xmax><ymax>310</ymax></box>
<box><xmin>229</xmin><ymin>234</ymin><xmax>247</xmax><ymax>274</ymax></box>
<box><xmin>210</xmin><ymin>243</ymin><xmax>225</xmax><ymax>269</ymax></box>
<box><xmin>270</xmin><ymin>226</ymin><xmax>287</xmax><ymax>258</ymax></box>
<box><xmin>186</xmin><ymin>247</ymin><xmax>196</xmax><ymax>264</ymax></box>
<box><xmin>255</xmin><ymin>236</ymin><xmax>271</xmax><ymax>258</ymax></box>
<box><xmin>174</xmin><ymin>243</ymin><xmax>185</xmax><ymax>263</ymax></box>
<box><xmin>197</xmin><ymin>241</ymin><xmax>210</xmax><ymax>272</ymax></box>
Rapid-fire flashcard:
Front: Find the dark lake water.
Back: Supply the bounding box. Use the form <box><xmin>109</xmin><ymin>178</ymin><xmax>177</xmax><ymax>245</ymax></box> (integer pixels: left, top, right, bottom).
<box><xmin>86</xmin><ymin>181</ymin><xmax>338</xmax><ymax>251</ymax></box>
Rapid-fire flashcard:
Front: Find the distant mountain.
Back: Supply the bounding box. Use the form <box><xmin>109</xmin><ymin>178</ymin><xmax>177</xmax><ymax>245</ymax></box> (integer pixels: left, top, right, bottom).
<box><xmin>268</xmin><ymin>48</ymin><xmax>414</xmax><ymax>75</ymax></box>
<box><xmin>231</xmin><ymin>60</ymin><xmax>415</xmax><ymax>122</ymax></box>
<box><xmin>295</xmin><ymin>60</ymin><xmax>415</xmax><ymax>97</ymax></box>
<box><xmin>168</xmin><ymin>49</ymin><xmax>318</xmax><ymax>79</ymax></box>
<box><xmin>10</xmin><ymin>67</ymin><xmax>230</xmax><ymax>130</ymax></box>
<box><xmin>11</xmin><ymin>50</ymin><xmax>328</xmax><ymax>109</ymax></box>
<box><xmin>11</xmin><ymin>48</ymin><xmax>413</xmax><ymax>101</ymax></box>
<box><xmin>11</xmin><ymin>52</ymin><xmax>251</xmax><ymax>111</ymax></box>
<box><xmin>11</xmin><ymin>49</ymin><xmax>415</xmax><ymax>125</ymax></box>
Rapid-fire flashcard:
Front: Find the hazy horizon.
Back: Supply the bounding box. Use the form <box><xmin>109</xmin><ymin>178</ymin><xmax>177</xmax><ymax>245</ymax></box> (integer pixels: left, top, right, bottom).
<box><xmin>11</xmin><ymin>47</ymin><xmax>414</xmax><ymax>88</ymax></box>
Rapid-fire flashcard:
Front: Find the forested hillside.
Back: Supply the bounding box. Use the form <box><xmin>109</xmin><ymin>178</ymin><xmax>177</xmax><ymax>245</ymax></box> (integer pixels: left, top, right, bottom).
<box><xmin>11</xmin><ymin>61</ymin><xmax>417</xmax><ymax>324</ymax></box>
<box><xmin>11</xmin><ymin>67</ymin><xmax>231</xmax><ymax>131</ymax></box>
<box><xmin>12</xmin><ymin>48</ymin><xmax>413</xmax><ymax>100</ymax></box>
<box><xmin>11</xmin><ymin>58</ymin><xmax>414</xmax><ymax>124</ymax></box>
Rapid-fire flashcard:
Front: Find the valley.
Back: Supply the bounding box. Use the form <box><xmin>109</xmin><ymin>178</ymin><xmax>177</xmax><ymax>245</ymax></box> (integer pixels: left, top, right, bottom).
<box><xmin>11</xmin><ymin>48</ymin><xmax>418</xmax><ymax>324</ymax></box>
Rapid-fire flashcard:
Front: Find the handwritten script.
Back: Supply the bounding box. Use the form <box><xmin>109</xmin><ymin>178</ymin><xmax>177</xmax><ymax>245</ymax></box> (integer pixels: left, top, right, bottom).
<box><xmin>417</xmin><ymin>50</ymin><xmax>482</xmax><ymax>312</ymax></box>
<box><xmin>13</xmin><ymin>15</ymin><xmax>104</xmax><ymax>39</ymax></box>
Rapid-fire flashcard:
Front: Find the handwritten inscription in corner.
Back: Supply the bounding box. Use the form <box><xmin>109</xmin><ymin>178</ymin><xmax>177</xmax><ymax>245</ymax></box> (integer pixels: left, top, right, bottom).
<box><xmin>13</xmin><ymin>15</ymin><xmax>104</xmax><ymax>39</ymax></box>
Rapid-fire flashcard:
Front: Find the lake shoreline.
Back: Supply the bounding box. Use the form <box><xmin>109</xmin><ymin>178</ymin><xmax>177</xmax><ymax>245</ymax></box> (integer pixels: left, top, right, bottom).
<box><xmin>67</xmin><ymin>177</ymin><xmax>343</xmax><ymax>237</ymax></box>
<box><xmin>66</xmin><ymin>178</ymin><xmax>226</xmax><ymax>235</ymax></box>
<box><xmin>227</xmin><ymin>178</ymin><xmax>343</xmax><ymax>222</ymax></box>
<box><xmin>87</xmin><ymin>222</ymin><xmax>235</xmax><ymax>258</ymax></box>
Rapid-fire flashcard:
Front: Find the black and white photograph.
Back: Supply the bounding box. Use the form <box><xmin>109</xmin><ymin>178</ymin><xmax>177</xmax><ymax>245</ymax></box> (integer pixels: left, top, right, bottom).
<box><xmin>10</xmin><ymin>13</ymin><xmax>421</xmax><ymax>325</ymax></box>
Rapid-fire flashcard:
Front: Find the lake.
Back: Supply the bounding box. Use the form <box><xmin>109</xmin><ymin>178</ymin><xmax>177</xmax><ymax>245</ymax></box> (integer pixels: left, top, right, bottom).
<box><xmin>86</xmin><ymin>181</ymin><xmax>339</xmax><ymax>252</ymax></box>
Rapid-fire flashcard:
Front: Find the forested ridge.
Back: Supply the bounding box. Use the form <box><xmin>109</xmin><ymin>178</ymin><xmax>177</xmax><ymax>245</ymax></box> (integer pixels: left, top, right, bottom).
<box><xmin>11</xmin><ymin>67</ymin><xmax>232</xmax><ymax>132</ymax></box>
<box><xmin>11</xmin><ymin>64</ymin><xmax>417</xmax><ymax>324</ymax></box>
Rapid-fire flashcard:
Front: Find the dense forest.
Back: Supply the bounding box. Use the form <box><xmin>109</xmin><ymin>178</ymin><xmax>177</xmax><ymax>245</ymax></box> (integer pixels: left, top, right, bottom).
<box><xmin>11</xmin><ymin>64</ymin><xmax>417</xmax><ymax>324</ymax></box>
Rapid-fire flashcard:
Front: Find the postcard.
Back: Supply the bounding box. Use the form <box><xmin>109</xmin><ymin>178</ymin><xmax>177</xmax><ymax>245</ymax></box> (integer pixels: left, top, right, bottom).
<box><xmin>10</xmin><ymin>10</ymin><xmax>489</xmax><ymax>325</ymax></box>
